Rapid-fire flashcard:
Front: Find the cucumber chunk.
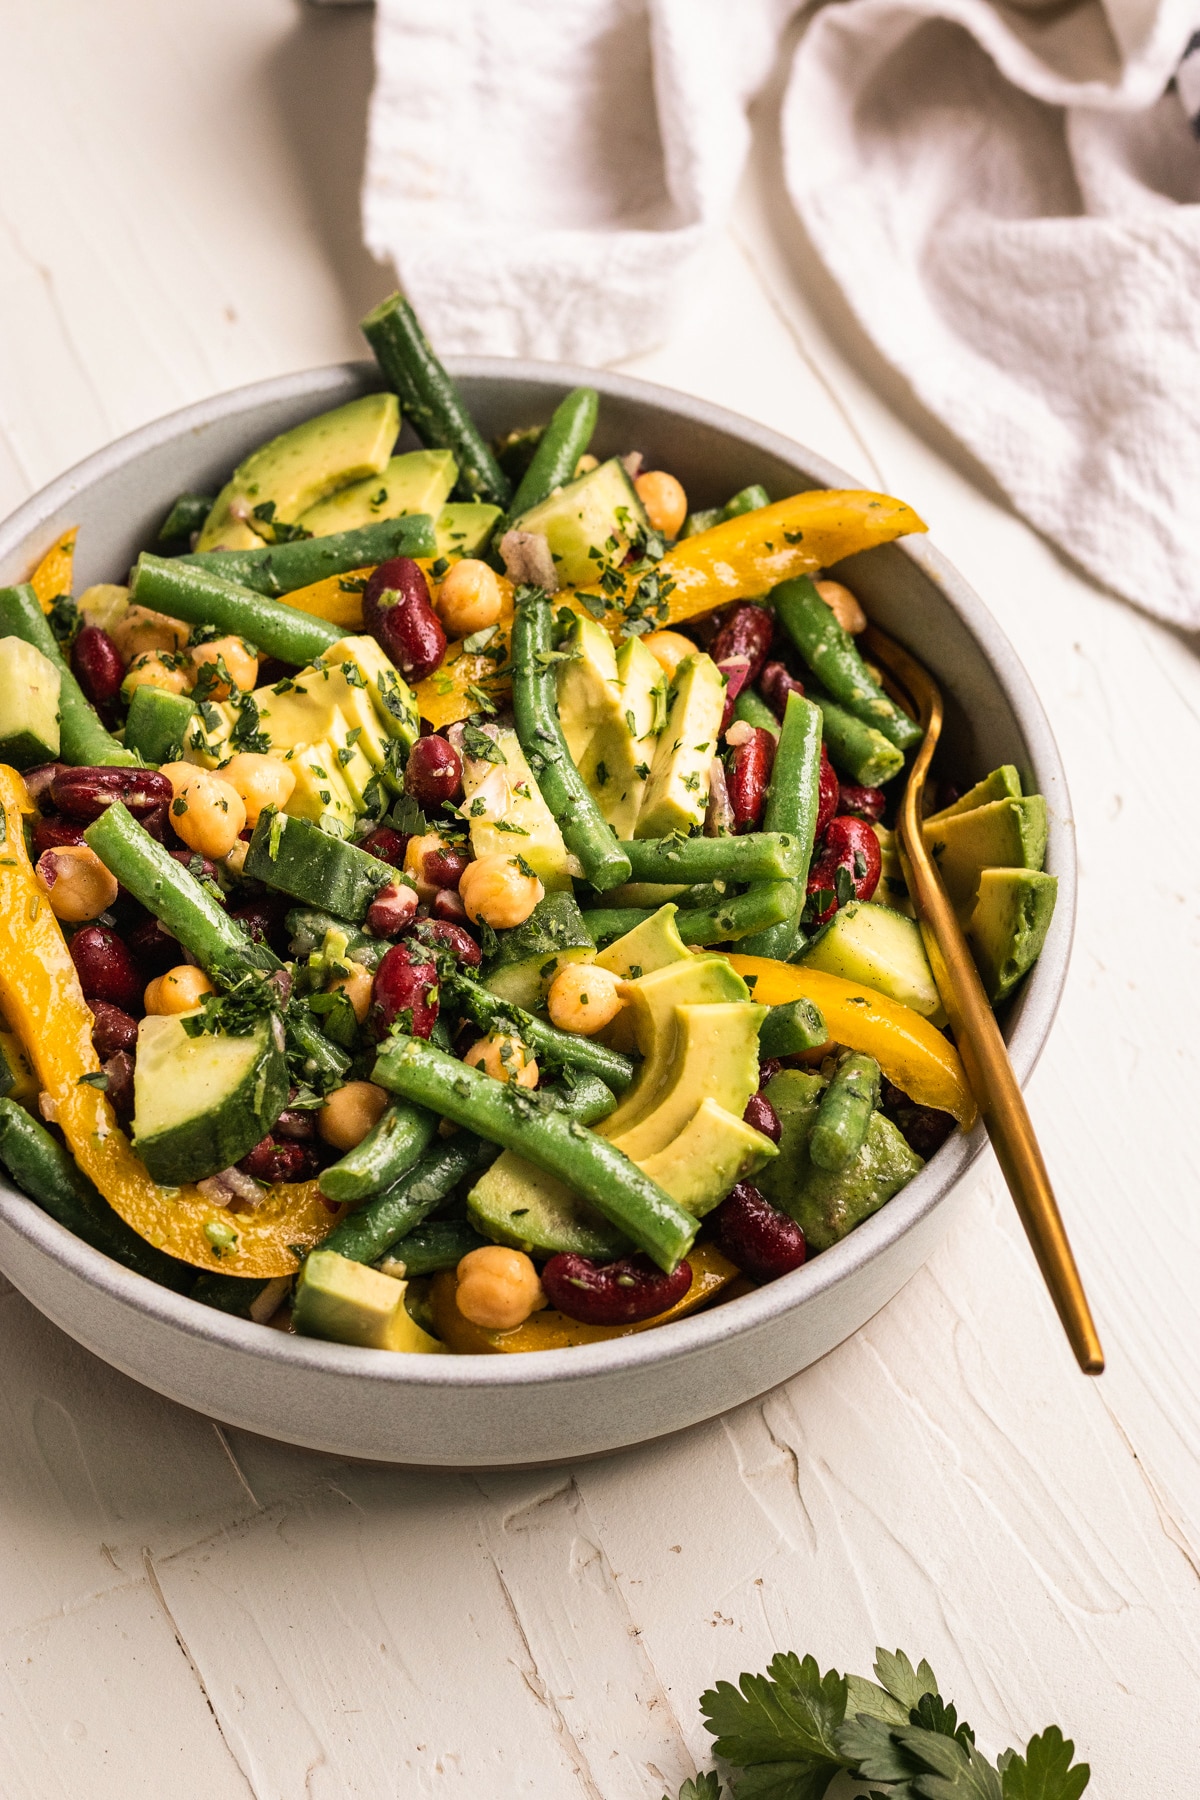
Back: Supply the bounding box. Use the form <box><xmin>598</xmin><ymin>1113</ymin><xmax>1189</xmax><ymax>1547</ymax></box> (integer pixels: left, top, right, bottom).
<box><xmin>0</xmin><ymin>638</ymin><xmax>61</xmax><ymax>768</ymax></box>
<box><xmin>132</xmin><ymin>1011</ymin><xmax>288</xmax><ymax>1185</ymax></box>
<box><xmin>799</xmin><ymin>900</ymin><xmax>945</xmax><ymax>1022</ymax></box>
<box><xmin>509</xmin><ymin>457</ymin><xmax>650</xmax><ymax>588</ymax></box>
<box><xmin>244</xmin><ymin>810</ymin><xmax>393</xmax><ymax>921</ymax></box>
<box><xmin>124</xmin><ymin>686</ymin><xmax>197</xmax><ymax>766</ymax></box>
<box><xmin>481</xmin><ymin>890</ymin><xmax>595</xmax><ymax>1009</ymax></box>
<box><xmin>468</xmin><ymin>1153</ymin><xmax>630</xmax><ymax>1260</ymax></box>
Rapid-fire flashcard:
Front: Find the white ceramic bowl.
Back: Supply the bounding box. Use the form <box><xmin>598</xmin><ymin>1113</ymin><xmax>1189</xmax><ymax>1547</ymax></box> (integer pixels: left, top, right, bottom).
<box><xmin>0</xmin><ymin>362</ymin><xmax>1074</xmax><ymax>1466</ymax></box>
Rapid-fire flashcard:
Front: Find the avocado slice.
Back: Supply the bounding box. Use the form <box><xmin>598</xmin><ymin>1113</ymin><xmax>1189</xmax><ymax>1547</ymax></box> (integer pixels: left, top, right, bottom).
<box><xmin>510</xmin><ymin>456</ymin><xmax>650</xmax><ymax>588</ymax></box>
<box><xmin>467</xmin><ymin>1153</ymin><xmax>629</xmax><ymax>1259</ymax></box>
<box><xmin>922</xmin><ymin>795</ymin><xmax>1047</xmax><ymax>911</ymax></box>
<box><xmin>197</xmin><ymin>393</ymin><xmax>401</xmax><ymax>552</ymax></box>
<box><xmin>460</xmin><ymin>724</ymin><xmax>578</xmax><ymax>892</ymax></box>
<box><xmin>757</xmin><ymin>1069</ymin><xmax>924</xmax><ymax>1251</ymax></box>
<box><xmin>323</xmin><ymin>634</ymin><xmax>420</xmax><ymax>749</ymax></box>
<box><xmin>0</xmin><ymin>638</ymin><xmax>60</xmax><ymax>769</ymax></box>
<box><xmin>611</xmin><ymin>1001</ymin><xmax>766</xmax><ymax>1162</ymax></box>
<box><xmin>292</xmin><ymin>1250</ymin><xmax>444</xmax><ymax>1352</ymax></box>
<box><xmin>634</xmin><ymin>653</ymin><xmax>725</xmax><ymax>840</ymax></box>
<box><xmin>592</xmin><ymin>904</ymin><xmax>692</xmax><ymax>977</ymax></box>
<box><xmin>599</xmin><ymin>956</ymin><xmax>749</xmax><ymax>1141</ymax></box>
<box><xmin>568</xmin><ymin>632</ymin><xmax>667</xmax><ymax>839</ymax></box>
<box><xmin>966</xmin><ymin>868</ymin><xmax>1058</xmax><ymax>1003</ymax></box>
<box><xmin>800</xmin><ymin>900</ymin><xmax>945</xmax><ymax>1023</ymax></box>
<box><xmin>435</xmin><ymin>502</ymin><xmax>503</xmax><ymax>559</ymax></box>
<box><xmin>638</xmin><ymin>1097</ymin><xmax>777</xmax><ymax>1216</ymax></box>
<box><xmin>295</xmin><ymin>449</ymin><xmax>456</xmax><ymax>536</ymax></box>
<box><xmin>280</xmin><ymin>742</ymin><xmax>359</xmax><ymax>834</ymax></box>
<box><xmin>925</xmin><ymin>764</ymin><xmax>1022</xmax><ymax>824</ymax></box>
<box><xmin>557</xmin><ymin>615</ymin><xmax>620</xmax><ymax>767</ymax></box>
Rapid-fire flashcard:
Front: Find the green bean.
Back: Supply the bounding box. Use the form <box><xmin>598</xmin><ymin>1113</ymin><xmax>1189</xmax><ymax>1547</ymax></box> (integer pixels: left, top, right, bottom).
<box><xmin>720</xmin><ymin>483</ymin><xmax>770</xmax><ymax>520</ymax></box>
<box><xmin>183</xmin><ymin>515</ymin><xmax>436</xmax><ymax>597</ymax></box>
<box><xmin>85</xmin><ymin>803</ymin><xmax>279</xmax><ymax>978</ymax></box>
<box><xmin>288</xmin><ymin>1013</ymin><xmax>351</xmax><ymax>1086</ymax></box>
<box><xmin>810</xmin><ymin>689</ymin><xmax>904</xmax><ymax>787</ymax></box>
<box><xmin>739</xmin><ymin>691</ymin><xmax>824</xmax><ymax>960</ymax></box>
<box><xmin>319</xmin><ymin>1134</ymin><xmax>500</xmax><ymax>1265</ymax></box>
<box><xmin>0</xmin><ymin>584</ymin><xmax>137</xmax><ymax>766</ymax></box>
<box><xmin>732</xmin><ymin>687</ymin><xmax>780</xmax><ymax>737</ymax></box>
<box><xmin>361</xmin><ymin>294</ymin><xmax>511</xmax><ymax>508</ymax></box>
<box><xmin>618</xmin><ymin>831</ymin><xmax>802</xmax><ymax>884</ymax></box>
<box><xmin>371</xmin><ymin>1035</ymin><xmax>697</xmax><ymax>1271</ymax></box>
<box><xmin>809</xmin><ymin>1053</ymin><xmax>881</xmax><ymax>1171</ymax></box>
<box><xmin>774</xmin><ymin>576</ymin><xmax>922</xmax><ymax>751</ymax></box>
<box><xmin>0</xmin><ymin>1099</ymin><xmax>191</xmax><ymax>1288</ymax></box>
<box><xmin>507</xmin><ymin>387</ymin><xmax>599</xmax><ymax>519</ymax></box>
<box><xmin>758</xmin><ymin>997</ymin><xmax>828</xmax><ymax>1058</ymax></box>
<box><xmin>381</xmin><ymin>1218</ymin><xmax>487</xmax><ymax>1276</ymax></box>
<box><xmin>445</xmin><ymin>973</ymin><xmax>634</xmax><ymax>1091</ymax></box>
<box><xmin>581</xmin><ymin>880</ymin><xmax>795</xmax><ymax>950</ymax></box>
<box><xmin>131</xmin><ymin>555</ymin><xmax>340</xmax><ymax>667</ymax></box>
<box><xmin>318</xmin><ymin>1101</ymin><xmax>438</xmax><ymax>1204</ymax></box>
<box><xmin>158</xmin><ymin>493</ymin><xmax>214</xmax><ymax>544</ymax></box>
<box><xmin>511</xmin><ymin>586</ymin><xmax>631</xmax><ymax>892</ymax></box>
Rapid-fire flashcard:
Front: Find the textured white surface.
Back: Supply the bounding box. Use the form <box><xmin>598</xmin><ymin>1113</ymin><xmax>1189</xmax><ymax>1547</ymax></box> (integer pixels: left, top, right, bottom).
<box><xmin>0</xmin><ymin>2</ymin><xmax>1198</xmax><ymax>1794</ymax></box>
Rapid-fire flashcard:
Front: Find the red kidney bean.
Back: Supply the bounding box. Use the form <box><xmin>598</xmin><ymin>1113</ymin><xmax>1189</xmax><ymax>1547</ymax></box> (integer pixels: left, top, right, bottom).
<box><xmin>710</xmin><ymin>1181</ymin><xmax>806</xmax><ymax>1283</ymax></box>
<box><xmin>70</xmin><ymin>924</ymin><xmax>144</xmax><ymax>1011</ymax></box>
<box><xmin>362</xmin><ymin>556</ymin><xmax>446</xmax><ymax>682</ymax></box>
<box><xmin>759</xmin><ymin>660</ymin><xmax>805</xmax><ymax>720</ymax></box>
<box><xmin>365</xmin><ymin>880</ymin><xmax>419</xmax><ymax>938</ymax></box>
<box><xmin>274</xmin><ymin>1106</ymin><xmax>316</xmax><ymax>1142</ymax></box>
<box><xmin>101</xmin><ymin>1051</ymin><xmax>135</xmax><ymax>1120</ymax></box>
<box><xmin>836</xmin><ymin>782</ymin><xmax>885</xmax><ymax>824</ymax></box>
<box><xmin>71</xmin><ymin>626</ymin><xmax>125</xmax><ymax>708</ymax></box>
<box><xmin>238</xmin><ymin>1135</ymin><xmax>319</xmax><ymax>1184</ymax></box>
<box><xmin>806</xmin><ymin>814</ymin><xmax>882</xmax><ymax>927</ymax></box>
<box><xmin>141</xmin><ymin>802</ymin><xmax>169</xmax><ymax>843</ymax></box>
<box><xmin>372</xmin><ymin>941</ymin><xmax>440</xmax><ymax>1038</ymax></box>
<box><xmin>717</xmin><ymin>656</ymin><xmax>752</xmax><ymax>734</ymax></box>
<box><xmin>127</xmin><ymin>913</ymin><xmax>179</xmax><ymax>973</ymax></box>
<box><xmin>757</xmin><ymin>1057</ymin><xmax>782</xmax><ymax>1088</ymax></box>
<box><xmin>727</xmin><ymin>726</ymin><xmax>775</xmax><ymax>834</ymax></box>
<box><xmin>879</xmin><ymin>1077</ymin><xmax>956</xmax><ymax>1161</ymax></box>
<box><xmin>423</xmin><ymin>844</ymin><xmax>469</xmax><ymax>890</ymax></box>
<box><xmin>743</xmin><ymin>1090</ymin><xmax>782</xmax><ymax>1144</ymax></box>
<box><xmin>432</xmin><ymin>886</ymin><xmax>469</xmax><ymax>924</ymax></box>
<box><xmin>359</xmin><ymin>826</ymin><xmax>411</xmax><ymax>868</ymax></box>
<box><xmin>409</xmin><ymin>918</ymin><xmax>482</xmax><ymax>967</ymax></box>
<box><xmin>170</xmin><ymin>848</ymin><xmax>222</xmax><ymax>886</ymax></box>
<box><xmin>23</xmin><ymin>763</ymin><xmax>65</xmax><ymax>809</ymax></box>
<box><xmin>404</xmin><ymin>735</ymin><xmax>463</xmax><ymax>810</ymax></box>
<box><xmin>541</xmin><ymin>1251</ymin><xmax>693</xmax><ymax>1325</ymax></box>
<box><xmin>89</xmin><ymin>1000</ymin><xmax>139</xmax><ymax>1060</ymax></box>
<box><xmin>51</xmin><ymin>766</ymin><xmax>173</xmax><ymax>824</ymax></box>
<box><xmin>231</xmin><ymin>901</ymin><xmax>279</xmax><ymax>946</ymax></box>
<box><xmin>710</xmin><ymin>604</ymin><xmax>774</xmax><ymax>683</ymax></box>
<box><xmin>816</xmin><ymin>745</ymin><xmax>840</xmax><ymax>842</ymax></box>
<box><xmin>32</xmin><ymin>815</ymin><xmax>87</xmax><ymax>857</ymax></box>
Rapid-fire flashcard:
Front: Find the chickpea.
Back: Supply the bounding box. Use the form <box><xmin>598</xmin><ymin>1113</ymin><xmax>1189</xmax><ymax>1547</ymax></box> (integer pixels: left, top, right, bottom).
<box><xmin>160</xmin><ymin>763</ymin><xmax>247</xmax><ymax>860</ymax></box>
<box><xmin>403</xmin><ymin>831</ymin><xmax>453</xmax><ymax>901</ymax></box>
<box><xmin>187</xmin><ymin>635</ymin><xmax>259</xmax><ymax>698</ymax></box>
<box><xmin>434</xmin><ymin>559</ymin><xmax>503</xmax><ymax>638</ymax></box>
<box><xmin>145</xmin><ymin>965</ymin><xmax>215</xmax><ymax>1015</ymax></box>
<box><xmin>573</xmin><ymin>453</ymin><xmax>599</xmax><ymax>477</ymax></box>
<box><xmin>455</xmin><ymin>1245</ymin><xmax>546</xmax><ymax>1331</ymax></box>
<box><xmin>815</xmin><ymin>579</ymin><xmax>868</xmax><ymax>635</ymax></box>
<box><xmin>328</xmin><ymin>960</ymin><xmax>374</xmax><ymax>1026</ymax></box>
<box><xmin>121</xmin><ymin>652</ymin><xmax>189</xmax><ymax>700</ymax></box>
<box><xmin>463</xmin><ymin>1032</ymin><xmax>539</xmax><ymax>1089</ymax></box>
<box><xmin>220</xmin><ymin>752</ymin><xmax>295</xmax><ymax>827</ymax></box>
<box><xmin>459</xmin><ymin>854</ymin><xmax>544</xmax><ymax>930</ymax></box>
<box><xmin>110</xmin><ymin>604</ymin><xmax>189</xmax><ymax>662</ymax></box>
<box><xmin>35</xmin><ymin>846</ymin><xmax>118</xmax><ymax>922</ymax></box>
<box><xmin>318</xmin><ymin>1080</ymin><xmax>388</xmax><ymax>1151</ymax></box>
<box><xmin>643</xmin><ymin>630</ymin><xmax>697</xmax><ymax>680</ymax></box>
<box><xmin>546</xmin><ymin>962</ymin><xmax>625</xmax><ymax>1036</ymax></box>
<box><xmin>634</xmin><ymin>470</ymin><xmax>688</xmax><ymax>538</ymax></box>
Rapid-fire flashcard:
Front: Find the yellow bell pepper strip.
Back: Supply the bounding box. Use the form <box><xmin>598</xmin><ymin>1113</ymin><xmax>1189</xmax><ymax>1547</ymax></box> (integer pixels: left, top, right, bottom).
<box><xmin>0</xmin><ymin>766</ymin><xmax>342</xmax><ymax>1275</ymax></box>
<box><xmin>414</xmin><ymin>571</ymin><xmax>516</xmax><ymax>729</ymax></box>
<box><xmin>429</xmin><ymin>1241</ymin><xmax>740</xmax><ymax>1353</ymax></box>
<box><xmin>726</xmin><ymin>956</ymin><xmax>976</xmax><ymax>1127</ymax></box>
<box><xmin>29</xmin><ymin>527</ymin><xmax>77</xmax><ymax>611</ymax></box>
<box><xmin>284</xmin><ymin>565</ymin><xmax>373</xmax><ymax>630</ymax></box>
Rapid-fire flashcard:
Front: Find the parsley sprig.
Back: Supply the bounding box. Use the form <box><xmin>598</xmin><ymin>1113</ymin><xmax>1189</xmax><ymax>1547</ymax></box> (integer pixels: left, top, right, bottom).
<box><xmin>663</xmin><ymin>1647</ymin><xmax>1088</xmax><ymax>1800</ymax></box>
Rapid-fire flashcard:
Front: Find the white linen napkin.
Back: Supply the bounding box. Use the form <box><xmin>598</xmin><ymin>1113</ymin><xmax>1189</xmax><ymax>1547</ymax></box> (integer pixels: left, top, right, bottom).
<box><xmin>364</xmin><ymin>0</ymin><xmax>1200</xmax><ymax>627</ymax></box>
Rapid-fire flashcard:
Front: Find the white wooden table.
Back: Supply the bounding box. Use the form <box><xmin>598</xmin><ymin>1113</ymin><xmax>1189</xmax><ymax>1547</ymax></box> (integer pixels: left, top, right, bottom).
<box><xmin>2</xmin><ymin>5</ymin><xmax>1197</xmax><ymax>1794</ymax></box>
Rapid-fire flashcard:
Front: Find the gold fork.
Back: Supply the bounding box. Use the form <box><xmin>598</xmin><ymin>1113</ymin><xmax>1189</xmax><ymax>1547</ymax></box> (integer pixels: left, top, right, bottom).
<box><xmin>862</xmin><ymin>623</ymin><xmax>1104</xmax><ymax>1374</ymax></box>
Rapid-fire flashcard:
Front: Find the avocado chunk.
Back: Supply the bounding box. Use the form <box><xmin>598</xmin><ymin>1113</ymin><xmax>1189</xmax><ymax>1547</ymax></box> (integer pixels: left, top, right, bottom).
<box><xmin>436</xmin><ymin>503</ymin><xmax>503</xmax><ymax>558</ymax></box>
<box><xmin>293</xmin><ymin>1250</ymin><xmax>444</xmax><ymax>1352</ymax></box>
<box><xmin>592</xmin><ymin>903</ymin><xmax>691</xmax><ymax>978</ymax></box>
<box><xmin>638</xmin><ymin>1097</ymin><xmax>777</xmax><ymax>1216</ymax></box>
<box><xmin>599</xmin><ymin>955</ymin><xmax>749</xmax><ymax>1141</ymax></box>
<box><xmin>925</xmin><ymin>764</ymin><xmax>1022</xmax><ymax>824</ymax></box>
<box><xmin>800</xmin><ymin>900</ymin><xmax>945</xmax><ymax>1023</ymax></box>
<box><xmin>610</xmin><ymin>1000</ymin><xmax>766</xmax><ymax>1162</ymax></box>
<box><xmin>922</xmin><ymin>795</ymin><xmax>1047</xmax><ymax>911</ymax></box>
<box><xmin>468</xmin><ymin>1153</ymin><xmax>629</xmax><ymax>1259</ymax></box>
<box><xmin>132</xmin><ymin>1010</ymin><xmax>288</xmax><ymax>1185</ymax></box>
<box><xmin>0</xmin><ymin>638</ymin><xmax>60</xmax><ymax>768</ymax></box>
<box><xmin>966</xmin><ymin>867</ymin><xmax>1058</xmax><ymax>1003</ymax></box>
<box><xmin>634</xmin><ymin>653</ymin><xmax>725</xmax><ymax>839</ymax></box>
<box><xmin>296</xmin><ymin>449</ymin><xmax>456</xmax><ymax>536</ymax></box>
<box><xmin>197</xmin><ymin>393</ymin><xmax>401</xmax><ymax>552</ymax></box>
<box><xmin>563</xmin><ymin>627</ymin><xmax>666</xmax><ymax>839</ymax></box>
<box><xmin>757</xmin><ymin>1069</ymin><xmax>924</xmax><ymax>1251</ymax></box>
<box><xmin>460</xmin><ymin>724</ymin><xmax>578</xmax><ymax>892</ymax></box>
<box><xmin>124</xmin><ymin>685</ymin><xmax>197</xmax><ymax>766</ymax></box>
<box><xmin>510</xmin><ymin>456</ymin><xmax>650</xmax><ymax>588</ymax></box>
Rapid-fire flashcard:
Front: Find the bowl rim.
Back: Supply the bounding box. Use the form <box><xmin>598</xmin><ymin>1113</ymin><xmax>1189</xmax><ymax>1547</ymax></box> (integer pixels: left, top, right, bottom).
<box><xmin>0</xmin><ymin>356</ymin><xmax>1076</xmax><ymax>1391</ymax></box>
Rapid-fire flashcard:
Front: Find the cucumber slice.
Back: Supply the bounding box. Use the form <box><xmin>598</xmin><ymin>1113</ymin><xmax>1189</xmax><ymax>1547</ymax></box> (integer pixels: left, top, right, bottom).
<box><xmin>244</xmin><ymin>810</ymin><xmax>393</xmax><ymax>920</ymax></box>
<box><xmin>481</xmin><ymin>891</ymin><xmax>595</xmax><ymax>1009</ymax></box>
<box><xmin>132</xmin><ymin>1011</ymin><xmax>288</xmax><ymax>1185</ymax></box>
<box><xmin>468</xmin><ymin>1152</ymin><xmax>629</xmax><ymax>1259</ymax></box>
<box><xmin>509</xmin><ymin>457</ymin><xmax>650</xmax><ymax>588</ymax></box>
<box><xmin>799</xmin><ymin>900</ymin><xmax>945</xmax><ymax>1022</ymax></box>
<box><xmin>124</xmin><ymin>686</ymin><xmax>198</xmax><ymax>766</ymax></box>
<box><xmin>0</xmin><ymin>638</ymin><xmax>60</xmax><ymax>769</ymax></box>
